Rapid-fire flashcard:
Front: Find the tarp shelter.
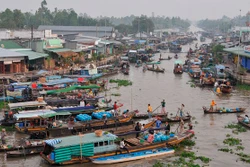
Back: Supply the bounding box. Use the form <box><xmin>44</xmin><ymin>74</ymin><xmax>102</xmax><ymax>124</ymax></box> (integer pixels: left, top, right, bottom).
<box><xmin>174</xmin><ymin>60</ymin><xmax>183</xmax><ymax>65</ymax></box>
<box><xmin>14</xmin><ymin>110</ymin><xmax>57</xmax><ymax>120</ymax></box>
<box><xmin>8</xmin><ymin>101</ymin><xmax>47</xmax><ymax>109</ymax></box>
<box><xmin>215</xmin><ymin>64</ymin><xmax>225</xmax><ymax>70</ymax></box>
<box><xmin>43</xmin><ymin>85</ymin><xmax>100</xmax><ymax>95</ymax></box>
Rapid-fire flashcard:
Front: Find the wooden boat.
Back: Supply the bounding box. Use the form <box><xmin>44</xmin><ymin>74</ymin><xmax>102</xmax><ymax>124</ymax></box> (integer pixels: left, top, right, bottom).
<box><xmin>161</xmin><ymin>115</ymin><xmax>191</xmax><ymax>123</ymax></box>
<box><xmin>91</xmin><ymin>147</ymin><xmax>174</xmax><ymax>164</ymax></box>
<box><xmin>40</xmin><ymin>130</ymin><xmax>193</xmax><ymax>165</ymax></box>
<box><xmin>0</xmin><ymin>139</ymin><xmax>44</xmax><ymax>153</ymax></box>
<box><xmin>145</xmin><ymin>61</ymin><xmax>161</xmax><ymax>65</ymax></box>
<box><xmin>147</xmin><ymin>67</ymin><xmax>165</xmax><ymax>73</ymax></box>
<box><xmin>202</xmin><ymin>106</ymin><xmax>246</xmax><ymax>114</ymax></box>
<box><xmin>47</xmin><ymin>111</ymin><xmax>136</xmax><ymax>136</ymax></box>
<box><xmin>6</xmin><ymin>146</ymin><xmax>44</xmax><ymax>158</ymax></box>
<box><xmin>173</xmin><ymin>60</ymin><xmax>183</xmax><ymax>74</ymax></box>
<box><xmin>133</xmin><ymin>113</ymin><xmax>168</xmax><ymax>119</ymax></box>
<box><xmin>237</xmin><ymin>115</ymin><xmax>250</xmax><ymax>128</ymax></box>
<box><xmin>121</xmin><ymin>69</ymin><xmax>129</xmax><ymax>75</ymax></box>
<box><xmin>220</xmin><ymin>84</ymin><xmax>232</xmax><ymax>94</ymax></box>
<box><xmin>159</xmin><ymin>57</ymin><xmax>172</xmax><ymax>61</ymax></box>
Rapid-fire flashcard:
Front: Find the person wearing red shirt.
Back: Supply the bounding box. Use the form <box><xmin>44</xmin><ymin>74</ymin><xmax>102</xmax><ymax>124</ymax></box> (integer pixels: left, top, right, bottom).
<box><xmin>113</xmin><ymin>101</ymin><xmax>118</xmax><ymax>116</ymax></box>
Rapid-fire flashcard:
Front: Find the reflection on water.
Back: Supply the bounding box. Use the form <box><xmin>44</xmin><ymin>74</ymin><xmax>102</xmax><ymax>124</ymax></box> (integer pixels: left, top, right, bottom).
<box><xmin>1</xmin><ymin>32</ymin><xmax>250</xmax><ymax>167</ymax></box>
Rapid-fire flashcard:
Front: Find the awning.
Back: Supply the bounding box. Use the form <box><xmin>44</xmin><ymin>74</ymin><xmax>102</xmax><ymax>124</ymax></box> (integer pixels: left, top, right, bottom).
<box><xmin>14</xmin><ymin>110</ymin><xmax>57</xmax><ymax>120</ymax></box>
<box><xmin>8</xmin><ymin>101</ymin><xmax>47</xmax><ymax>109</ymax></box>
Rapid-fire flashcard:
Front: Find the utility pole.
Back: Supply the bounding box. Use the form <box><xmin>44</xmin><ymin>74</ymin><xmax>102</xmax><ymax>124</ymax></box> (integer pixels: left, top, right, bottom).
<box><xmin>237</xmin><ymin>9</ymin><xmax>242</xmax><ymax>78</ymax></box>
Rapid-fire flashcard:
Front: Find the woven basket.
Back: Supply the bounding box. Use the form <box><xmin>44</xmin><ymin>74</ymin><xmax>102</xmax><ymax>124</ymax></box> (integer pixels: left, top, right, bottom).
<box><xmin>95</xmin><ymin>130</ymin><xmax>103</xmax><ymax>137</ymax></box>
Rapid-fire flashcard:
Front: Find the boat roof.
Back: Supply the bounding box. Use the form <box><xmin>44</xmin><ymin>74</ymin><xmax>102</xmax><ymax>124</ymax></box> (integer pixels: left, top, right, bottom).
<box><xmin>46</xmin><ymin>132</ymin><xmax>117</xmax><ymax>149</ymax></box>
<box><xmin>14</xmin><ymin>110</ymin><xmax>57</xmax><ymax>120</ymax></box>
<box><xmin>43</xmin><ymin>78</ymin><xmax>76</xmax><ymax>86</ymax></box>
<box><xmin>8</xmin><ymin>101</ymin><xmax>47</xmax><ymax>109</ymax></box>
<box><xmin>174</xmin><ymin>60</ymin><xmax>183</xmax><ymax>64</ymax></box>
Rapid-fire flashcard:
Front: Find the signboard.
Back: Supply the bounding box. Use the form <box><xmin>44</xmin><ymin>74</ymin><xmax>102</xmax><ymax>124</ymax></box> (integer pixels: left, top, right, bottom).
<box><xmin>244</xmin><ymin>45</ymin><xmax>250</xmax><ymax>53</ymax></box>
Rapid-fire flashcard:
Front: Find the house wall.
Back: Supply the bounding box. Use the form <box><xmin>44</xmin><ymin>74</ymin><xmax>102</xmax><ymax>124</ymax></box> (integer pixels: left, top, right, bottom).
<box><xmin>31</xmin><ymin>41</ymin><xmax>45</xmax><ymax>53</ymax></box>
<box><xmin>64</xmin><ymin>41</ymin><xmax>77</xmax><ymax>50</ymax></box>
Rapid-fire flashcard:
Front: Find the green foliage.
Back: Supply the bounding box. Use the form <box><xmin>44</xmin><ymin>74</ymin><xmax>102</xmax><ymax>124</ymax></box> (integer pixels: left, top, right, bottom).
<box><xmin>111</xmin><ymin>93</ymin><xmax>121</xmax><ymax>96</ymax></box>
<box><xmin>109</xmin><ymin>79</ymin><xmax>132</xmax><ymax>86</ymax></box>
<box><xmin>236</xmin><ymin>146</ymin><xmax>245</xmax><ymax>151</ymax></box>
<box><xmin>218</xmin><ymin>148</ymin><xmax>233</xmax><ymax>153</ymax></box>
<box><xmin>153</xmin><ymin>161</ymin><xmax>165</xmax><ymax>167</ymax></box>
<box><xmin>179</xmin><ymin>139</ymin><xmax>196</xmax><ymax>147</ymax></box>
<box><xmin>225</xmin><ymin>123</ymin><xmax>247</xmax><ymax>133</ymax></box>
<box><xmin>0</xmin><ymin>126</ymin><xmax>15</xmax><ymax>132</ymax></box>
<box><xmin>132</xmin><ymin>16</ymin><xmax>155</xmax><ymax>33</ymax></box>
<box><xmin>236</xmin><ymin>84</ymin><xmax>250</xmax><ymax>90</ymax></box>
<box><xmin>223</xmin><ymin>137</ymin><xmax>241</xmax><ymax>146</ymax></box>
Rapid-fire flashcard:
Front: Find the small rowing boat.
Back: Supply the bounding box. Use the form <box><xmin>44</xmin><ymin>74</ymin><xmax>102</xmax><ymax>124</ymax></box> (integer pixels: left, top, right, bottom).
<box><xmin>220</xmin><ymin>84</ymin><xmax>232</xmax><ymax>93</ymax></box>
<box><xmin>6</xmin><ymin>146</ymin><xmax>44</xmax><ymax>158</ymax></box>
<box><xmin>237</xmin><ymin>115</ymin><xmax>250</xmax><ymax>129</ymax></box>
<box><xmin>91</xmin><ymin>148</ymin><xmax>174</xmax><ymax>164</ymax></box>
<box><xmin>159</xmin><ymin>57</ymin><xmax>172</xmax><ymax>61</ymax></box>
<box><xmin>147</xmin><ymin>67</ymin><xmax>165</xmax><ymax>73</ymax></box>
<box><xmin>203</xmin><ymin>106</ymin><xmax>246</xmax><ymax>114</ymax></box>
<box><xmin>161</xmin><ymin>115</ymin><xmax>191</xmax><ymax>123</ymax></box>
<box><xmin>133</xmin><ymin>113</ymin><xmax>168</xmax><ymax>119</ymax></box>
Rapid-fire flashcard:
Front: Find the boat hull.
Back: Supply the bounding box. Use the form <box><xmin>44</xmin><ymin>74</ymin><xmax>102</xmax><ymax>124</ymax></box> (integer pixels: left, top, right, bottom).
<box><xmin>203</xmin><ymin>107</ymin><xmax>246</xmax><ymax>114</ymax></box>
<box><xmin>92</xmin><ymin>148</ymin><xmax>175</xmax><ymax>164</ymax></box>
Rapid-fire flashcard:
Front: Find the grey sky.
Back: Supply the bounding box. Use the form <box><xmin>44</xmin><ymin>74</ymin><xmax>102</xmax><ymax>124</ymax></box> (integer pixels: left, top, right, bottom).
<box><xmin>0</xmin><ymin>0</ymin><xmax>249</xmax><ymax>20</ymax></box>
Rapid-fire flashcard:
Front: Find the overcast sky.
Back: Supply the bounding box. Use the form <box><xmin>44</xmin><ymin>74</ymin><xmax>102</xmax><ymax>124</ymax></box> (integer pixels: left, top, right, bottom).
<box><xmin>0</xmin><ymin>0</ymin><xmax>250</xmax><ymax>20</ymax></box>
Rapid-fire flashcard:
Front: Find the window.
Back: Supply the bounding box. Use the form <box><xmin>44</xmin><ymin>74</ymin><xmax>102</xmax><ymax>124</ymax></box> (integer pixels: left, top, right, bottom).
<box><xmin>94</xmin><ymin>143</ymin><xmax>98</xmax><ymax>147</ymax></box>
<box><xmin>99</xmin><ymin>142</ymin><xmax>104</xmax><ymax>146</ymax></box>
<box><xmin>109</xmin><ymin>140</ymin><xmax>114</xmax><ymax>145</ymax></box>
<box><xmin>104</xmin><ymin>141</ymin><xmax>108</xmax><ymax>146</ymax></box>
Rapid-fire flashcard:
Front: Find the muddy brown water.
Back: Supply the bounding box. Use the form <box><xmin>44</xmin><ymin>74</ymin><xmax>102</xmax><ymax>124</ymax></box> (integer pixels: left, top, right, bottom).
<box><xmin>1</xmin><ymin>33</ymin><xmax>250</xmax><ymax>167</ymax></box>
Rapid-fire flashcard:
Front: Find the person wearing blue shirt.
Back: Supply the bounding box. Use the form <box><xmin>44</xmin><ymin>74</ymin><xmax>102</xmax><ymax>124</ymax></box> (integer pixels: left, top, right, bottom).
<box><xmin>156</xmin><ymin>119</ymin><xmax>162</xmax><ymax>128</ymax></box>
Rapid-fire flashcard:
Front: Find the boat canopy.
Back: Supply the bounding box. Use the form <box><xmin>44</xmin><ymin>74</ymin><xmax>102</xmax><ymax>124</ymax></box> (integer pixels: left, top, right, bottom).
<box><xmin>8</xmin><ymin>101</ymin><xmax>47</xmax><ymax>109</ymax></box>
<box><xmin>45</xmin><ymin>132</ymin><xmax>117</xmax><ymax>149</ymax></box>
<box><xmin>174</xmin><ymin>60</ymin><xmax>183</xmax><ymax>65</ymax></box>
<box><xmin>43</xmin><ymin>78</ymin><xmax>76</xmax><ymax>86</ymax></box>
<box><xmin>215</xmin><ymin>64</ymin><xmax>225</xmax><ymax>70</ymax></box>
<box><xmin>14</xmin><ymin>110</ymin><xmax>57</xmax><ymax>120</ymax></box>
<box><xmin>42</xmin><ymin>85</ymin><xmax>100</xmax><ymax>95</ymax></box>
<box><xmin>128</xmin><ymin>50</ymin><xmax>137</xmax><ymax>53</ymax></box>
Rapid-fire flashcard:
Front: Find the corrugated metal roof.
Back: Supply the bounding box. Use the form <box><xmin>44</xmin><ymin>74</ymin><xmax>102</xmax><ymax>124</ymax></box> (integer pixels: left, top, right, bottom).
<box><xmin>12</xmin><ymin>49</ymin><xmax>48</xmax><ymax>60</ymax></box>
<box><xmin>48</xmin><ymin>132</ymin><xmax>117</xmax><ymax>149</ymax></box>
<box><xmin>14</xmin><ymin>110</ymin><xmax>56</xmax><ymax>120</ymax></box>
<box><xmin>8</xmin><ymin>101</ymin><xmax>47</xmax><ymax>109</ymax></box>
<box><xmin>223</xmin><ymin>47</ymin><xmax>250</xmax><ymax>58</ymax></box>
<box><xmin>0</xmin><ymin>40</ymin><xmax>23</xmax><ymax>49</ymax></box>
<box><xmin>38</xmin><ymin>25</ymin><xmax>113</xmax><ymax>32</ymax></box>
<box><xmin>0</xmin><ymin>48</ymin><xmax>27</xmax><ymax>58</ymax></box>
<box><xmin>45</xmin><ymin>48</ymin><xmax>72</xmax><ymax>53</ymax></box>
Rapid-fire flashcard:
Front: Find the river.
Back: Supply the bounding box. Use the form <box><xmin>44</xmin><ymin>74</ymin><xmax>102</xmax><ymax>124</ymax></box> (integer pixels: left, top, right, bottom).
<box><xmin>1</xmin><ymin>26</ymin><xmax>250</xmax><ymax>167</ymax></box>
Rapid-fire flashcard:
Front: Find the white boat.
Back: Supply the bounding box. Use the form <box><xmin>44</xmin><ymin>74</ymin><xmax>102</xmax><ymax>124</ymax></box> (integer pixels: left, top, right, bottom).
<box><xmin>92</xmin><ymin>148</ymin><xmax>174</xmax><ymax>164</ymax></box>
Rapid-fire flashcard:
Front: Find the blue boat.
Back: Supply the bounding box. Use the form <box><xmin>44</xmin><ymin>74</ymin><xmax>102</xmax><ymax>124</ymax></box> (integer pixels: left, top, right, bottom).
<box><xmin>91</xmin><ymin>148</ymin><xmax>174</xmax><ymax>164</ymax></box>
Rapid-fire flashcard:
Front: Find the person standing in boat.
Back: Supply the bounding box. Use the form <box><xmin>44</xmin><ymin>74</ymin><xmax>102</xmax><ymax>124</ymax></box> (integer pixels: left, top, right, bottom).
<box><xmin>210</xmin><ymin>100</ymin><xmax>216</xmax><ymax>112</ymax></box>
<box><xmin>1</xmin><ymin>129</ymin><xmax>7</xmax><ymax>145</ymax></box>
<box><xmin>113</xmin><ymin>101</ymin><xmax>118</xmax><ymax>117</ymax></box>
<box><xmin>179</xmin><ymin>119</ymin><xmax>184</xmax><ymax>134</ymax></box>
<box><xmin>165</xmin><ymin>122</ymin><xmax>170</xmax><ymax>135</ymax></box>
<box><xmin>178</xmin><ymin>104</ymin><xmax>185</xmax><ymax>118</ymax></box>
<box><xmin>161</xmin><ymin>100</ymin><xmax>166</xmax><ymax>114</ymax></box>
<box><xmin>135</xmin><ymin>122</ymin><xmax>141</xmax><ymax>138</ymax></box>
<box><xmin>147</xmin><ymin>104</ymin><xmax>153</xmax><ymax>118</ymax></box>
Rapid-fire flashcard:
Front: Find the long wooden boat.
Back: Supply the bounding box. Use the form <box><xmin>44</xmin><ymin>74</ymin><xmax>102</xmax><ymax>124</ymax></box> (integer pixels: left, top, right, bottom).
<box><xmin>40</xmin><ymin>130</ymin><xmax>193</xmax><ymax>165</ymax></box>
<box><xmin>159</xmin><ymin>57</ymin><xmax>172</xmax><ymax>61</ymax></box>
<box><xmin>47</xmin><ymin>112</ymin><xmax>136</xmax><ymax>136</ymax></box>
<box><xmin>6</xmin><ymin>146</ymin><xmax>44</xmax><ymax>158</ymax></box>
<box><xmin>133</xmin><ymin>113</ymin><xmax>168</xmax><ymax>119</ymax></box>
<box><xmin>91</xmin><ymin>148</ymin><xmax>174</xmax><ymax>164</ymax></box>
<box><xmin>161</xmin><ymin>115</ymin><xmax>191</xmax><ymax>123</ymax></box>
<box><xmin>146</xmin><ymin>61</ymin><xmax>161</xmax><ymax>65</ymax></box>
<box><xmin>0</xmin><ymin>140</ymin><xmax>44</xmax><ymax>153</ymax></box>
<box><xmin>237</xmin><ymin>115</ymin><xmax>250</xmax><ymax>128</ymax></box>
<box><xmin>147</xmin><ymin>67</ymin><xmax>165</xmax><ymax>73</ymax></box>
<box><xmin>203</xmin><ymin>106</ymin><xmax>246</xmax><ymax>114</ymax></box>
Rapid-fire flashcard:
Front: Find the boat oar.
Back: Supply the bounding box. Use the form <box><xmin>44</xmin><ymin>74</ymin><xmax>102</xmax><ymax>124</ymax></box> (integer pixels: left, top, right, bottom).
<box><xmin>152</xmin><ymin>105</ymin><xmax>162</xmax><ymax>114</ymax></box>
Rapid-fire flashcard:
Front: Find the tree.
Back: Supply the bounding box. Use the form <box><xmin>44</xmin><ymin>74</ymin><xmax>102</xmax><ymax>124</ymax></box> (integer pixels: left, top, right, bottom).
<box><xmin>132</xmin><ymin>16</ymin><xmax>154</xmax><ymax>33</ymax></box>
<box><xmin>0</xmin><ymin>9</ymin><xmax>16</xmax><ymax>29</ymax></box>
<box><xmin>68</xmin><ymin>9</ymin><xmax>78</xmax><ymax>26</ymax></box>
